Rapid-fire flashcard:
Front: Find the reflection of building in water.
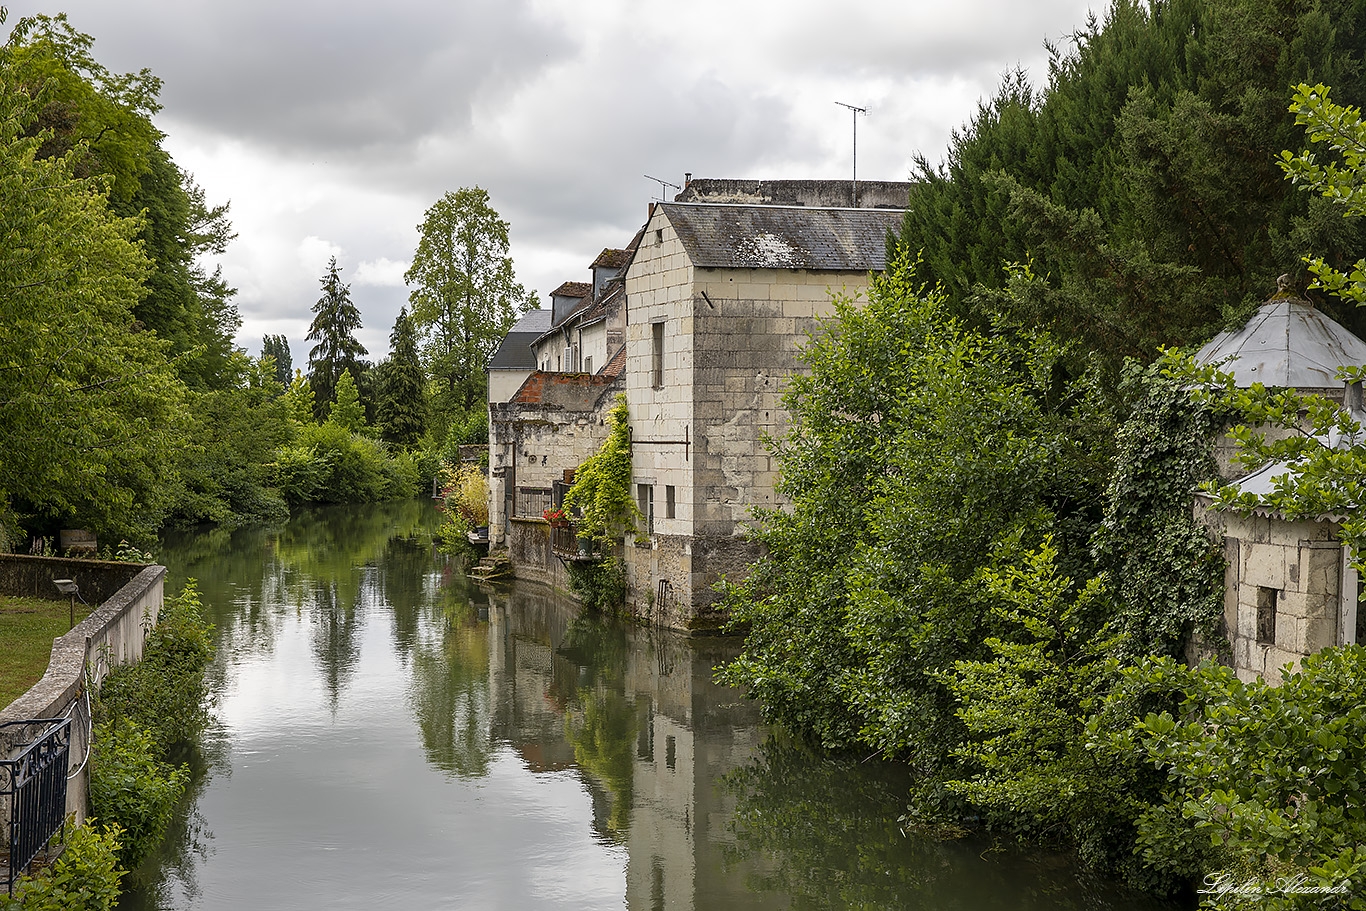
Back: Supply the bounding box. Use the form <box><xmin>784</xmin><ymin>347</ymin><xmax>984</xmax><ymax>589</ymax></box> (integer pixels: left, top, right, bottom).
<box><xmin>483</xmin><ymin>584</ymin><xmax>782</xmax><ymax>910</ymax></box>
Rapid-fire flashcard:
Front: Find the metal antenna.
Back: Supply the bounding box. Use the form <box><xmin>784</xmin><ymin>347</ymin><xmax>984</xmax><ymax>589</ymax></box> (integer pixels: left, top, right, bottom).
<box><xmin>643</xmin><ymin>174</ymin><xmax>681</xmax><ymax>201</ymax></box>
<box><xmin>834</xmin><ymin>102</ymin><xmax>867</xmax><ymax>207</ymax></box>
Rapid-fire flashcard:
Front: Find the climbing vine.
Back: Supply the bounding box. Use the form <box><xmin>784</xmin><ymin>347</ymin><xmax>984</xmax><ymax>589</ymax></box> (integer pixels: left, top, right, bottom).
<box><xmin>561</xmin><ymin>394</ymin><xmax>638</xmax><ymax>611</ymax></box>
<box><xmin>562</xmin><ymin>394</ymin><xmax>639</xmax><ymax>545</ymax></box>
<box><xmin>1093</xmin><ymin>356</ymin><xmax>1231</xmax><ymax>660</ymax></box>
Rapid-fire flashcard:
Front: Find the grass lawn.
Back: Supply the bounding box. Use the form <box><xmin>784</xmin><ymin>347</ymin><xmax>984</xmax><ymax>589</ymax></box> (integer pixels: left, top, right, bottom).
<box><xmin>0</xmin><ymin>594</ymin><xmax>93</xmax><ymax>710</ymax></box>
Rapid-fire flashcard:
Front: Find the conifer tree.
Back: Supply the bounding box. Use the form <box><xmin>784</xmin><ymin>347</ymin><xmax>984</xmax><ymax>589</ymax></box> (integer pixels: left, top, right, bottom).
<box><xmin>262</xmin><ymin>334</ymin><xmax>292</xmax><ymax>388</ymax></box>
<box><xmin>328</xmin><ymin>369</ymin><xmax>365</xmax><ymax>433</ymax></box>
<box><xmin>306</xmin><ymin>257</ymin><xmax>367</xmax><ymax>419</ymax></box>
<box><xmin>375</xmin><ymin>308</ymin><xmax>427</xmax><ymax>447</ymax></box>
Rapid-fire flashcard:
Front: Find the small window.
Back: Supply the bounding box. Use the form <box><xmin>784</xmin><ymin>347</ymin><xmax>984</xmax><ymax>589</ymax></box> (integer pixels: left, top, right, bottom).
<box><xmin>637</xmin><ymin>483</ymin><xmax>654</xmax><ymax>534</ymax></box>
<box><xmin>665</xmin><ymin>485</ymin><xmax>676</xmax><ymax>519</ymax></box>
<box><xmin>584</xmin><ymin>356</ymin><xmax>593</xmax><ymax>375</ymax></box>
<box><xmin>1256</xmin><ymin>586</ymin><xmax>1277</xmax><ymax>645</ymax></box>
<box><xmin>651</xmin><ymin>322</ymin><xmax>665</xmax><ymax>388</ymax></box>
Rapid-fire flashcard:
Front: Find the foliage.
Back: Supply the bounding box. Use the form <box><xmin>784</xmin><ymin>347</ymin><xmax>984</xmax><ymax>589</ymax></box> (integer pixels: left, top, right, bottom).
<box><xmin>901</xmin><ymin>0</ymin><xmax>1366</xmax><ymax>363</ymax></box>
<box><xmin>306</xmin><ymin>256</ymin><xmax>367</xmax><ymax>418</ymax></box>
<box><xmin>405</xmin><ymin>187</ymin><xmax>536</xmax><ymax>435</ymax></box>
<box><xmin>1280</xmin><ymin>82</ymin><xmax>1366</xmax><ymax>306</ymax></box>
<box><xmin>274</xmin><ymin>422</ymin><xmax>416</xmax><ymax>506</ymax></box>
<box><xmin>1124</xmin><ymin>650</ymin><xmax>1366</xmax><ymax>909</ymax></box>
<box><xmin>89</xmin><ymin>721</ymin><xmax>187</xmax><ymax>872</ymax></box>
<box><xmin>562</xmin><ymin>394</ymin><xmax>639</xmax><ymax>546</ymax></box>
<box><xmin>328</xmin><ymin>368</ymin><xmax>366</xmax><ymax>433</ymax></box>
<box><xmin>164</xmin><ymin>352</ymin><xmax>292</xmax><ymax>529</ymax></box>
<box><xmin>1</xmin><ymin>820</ymin><xmax>124</xmax><ymax>911</ymax></box>
<box><xmin>1093</xmin><ymin>357</ymin><xmax>1228</xmax><ymax>659</ymax></box>
<box><xmin>97</xmin><ymin>582</ymin><xmax>215</xmax><ymax>752</ymax></box>
<box><xmin>261</xmin><ymin>334</ymin><xmax>292</xmax><ymax>388</ymax></box>
<box><xmin>6</xmin><ymin>14</ymin><xmax>240</xmax><ymax>389</ymax></box>
<box><xmin>566</xmin><ymin>558</ymin><xmax>626</xmax><ymax>614</ymax></box>
<box><xmin>0</xmin><ymin>34</ymin><xmax>190</xmax><ymax>546</ymax></box>
<box><xmin>720</xmin><ymin>259</ymin><xmax>1116</xmax><ymax>760</ymax></box>
<box><xmin>444</xmin><ymin>463</ymin><xmax>488</xmax><ymax>527</ymax></box>
<box><xmin>374</xmin><ymin>307</ymin><xmax>427</xmax><ymax>447</ymax></box>
<box><xmin>283</xmin><ymin>369</ymin><xmax>316</xmax><ymax>426</ymax></box>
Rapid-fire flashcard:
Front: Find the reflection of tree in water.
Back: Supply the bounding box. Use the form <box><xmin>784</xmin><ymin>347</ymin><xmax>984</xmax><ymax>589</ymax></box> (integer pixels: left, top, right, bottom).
<box><xmin>556</xmin><ymin>613</ymin><xmax>640</xmax><ymax>844</ymax></box>
<box><xmin>159</xmin><ymin>500</ymin><xmax>441</xmax><ymax>704</ymax></box>
<box><xmin>309</xmin><ymin>580</ymin><xmax>363</xmax><ymax>713</ymax></box>
<box><xmin>408</xmin><ymin>606</ymin><xmax>493</xmax><ymax>778</ymax></box>
<box><xmin>723</xmin><ymin>737</ymin><xmax>1169</xmax><ymax>911</ymax></box>
<box><xmin>381</xmin><ymin>532</ymin><xmax>439</xmax><ymax>658</ymax></box>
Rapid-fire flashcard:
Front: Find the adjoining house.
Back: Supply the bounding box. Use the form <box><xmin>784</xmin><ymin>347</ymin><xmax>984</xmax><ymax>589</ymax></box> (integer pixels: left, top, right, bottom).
<box><xmin>1193</xmin><ymin>290</ymin><xmax>1366</xmax><ymax>683</ymax></box>
<box><xmin>487</xmin><ymin>178</ymin><xmax>909</xmax><ymax>629</ymax></box>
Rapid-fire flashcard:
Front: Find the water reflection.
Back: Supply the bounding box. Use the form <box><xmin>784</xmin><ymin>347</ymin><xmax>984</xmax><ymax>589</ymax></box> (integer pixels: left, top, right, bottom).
<box><xmin>123</xmin><ymin>502</ymin><xmax>1174</xmax><ymax>911</ymax></box>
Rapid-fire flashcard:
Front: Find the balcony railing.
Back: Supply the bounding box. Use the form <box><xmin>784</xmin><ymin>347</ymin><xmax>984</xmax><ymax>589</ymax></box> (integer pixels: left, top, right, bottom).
<box><xmin>550</xmin><ymin>522</ymin><xmax>601</xmax><ymax>562</ymax></box>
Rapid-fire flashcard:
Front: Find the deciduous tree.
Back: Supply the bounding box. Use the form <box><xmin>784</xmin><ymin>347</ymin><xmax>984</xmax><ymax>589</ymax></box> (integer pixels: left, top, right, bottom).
<box><xmin>405</xmin><ymin>187</ymin><xmax>536</xmax><ymax>437</ymax></box>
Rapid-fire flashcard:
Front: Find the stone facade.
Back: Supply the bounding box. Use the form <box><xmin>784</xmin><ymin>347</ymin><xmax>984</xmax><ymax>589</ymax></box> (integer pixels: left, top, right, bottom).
<box><xmin>1197</xmin><ymin>505</ymin><xmax>1356</xmax><ymax>684</ymax></box>
<box><xmin>488</xmin><ymin>188</ymin><xmax>907</xmax><ymax>630</ymax></box>
<box><xmin>619</xmin><ymin>203</ymin><xmax>896</xmax><ymax>627</ymax></box>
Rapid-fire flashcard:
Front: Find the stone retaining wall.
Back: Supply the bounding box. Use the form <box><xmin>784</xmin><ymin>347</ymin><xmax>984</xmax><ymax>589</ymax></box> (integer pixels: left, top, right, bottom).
<box><xmin>0</xmin><ymin>558</ymin><xmax>165</xmax><ymax>837</ymax></box>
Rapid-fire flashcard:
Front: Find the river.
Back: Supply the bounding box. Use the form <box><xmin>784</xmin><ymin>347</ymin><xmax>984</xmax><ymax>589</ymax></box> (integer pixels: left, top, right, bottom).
<box><xmin>118</xmin><ymin>500</ymin><xmax>1175</xmax><ymax>910</ymax></box>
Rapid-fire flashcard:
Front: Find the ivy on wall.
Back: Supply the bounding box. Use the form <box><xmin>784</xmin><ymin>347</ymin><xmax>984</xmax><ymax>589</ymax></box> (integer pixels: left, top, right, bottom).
<box><xmin>562</xmin><ymin>394</ymin><xmax>638</xmax><ymax>611</ymax></box>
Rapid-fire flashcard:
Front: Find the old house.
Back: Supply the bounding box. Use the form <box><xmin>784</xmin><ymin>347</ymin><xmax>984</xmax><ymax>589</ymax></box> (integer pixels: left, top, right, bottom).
<box><xmin>1193</xmin><ymin>292</ymin><xmax>1366</xmax><ymax>683</ymax></box>
<box><xmin>488</xmin><ymin>179</ymin><xmax>908</xmax><ymax>629</ymax></box>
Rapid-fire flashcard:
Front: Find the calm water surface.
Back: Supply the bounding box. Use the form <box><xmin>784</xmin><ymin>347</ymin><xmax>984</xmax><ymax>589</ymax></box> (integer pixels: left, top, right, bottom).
<box><xmin>120</xmin><ymin>501</ymin><xmax>1175</xmax><ymax>910</ymax></box>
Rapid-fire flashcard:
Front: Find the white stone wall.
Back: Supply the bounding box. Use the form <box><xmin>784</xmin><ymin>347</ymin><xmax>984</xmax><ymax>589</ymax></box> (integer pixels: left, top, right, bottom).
<box><xmin>1202</xmin><ymin>506</ymin><xmax>1347</xmax><ymax>684</ymax></box>
<box><xmin>620</xmin><ymin>205</ymin><xmax>874</xmax><ymax>622</ymax></box>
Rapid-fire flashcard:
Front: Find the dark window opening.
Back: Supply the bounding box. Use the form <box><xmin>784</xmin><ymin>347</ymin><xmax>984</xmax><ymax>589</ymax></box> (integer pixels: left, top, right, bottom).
<box><xmin>652</xmin><ymin>322</ymin><xmax>665</xmax><ymax>388</ymax></box>
<box><xmin>665</xmin><ymin>485</ymin><xmax>675</xmax><ymax>519</ymax></box>
<box><xmin>1256</xmin><ymin>586</ymin><xmax>1278</xmax><ymax>645</ymax></box>
<box><xmin>665</xmin><ymin>734</ymin><xmax>676</xmax><ymax>770</ymax></box>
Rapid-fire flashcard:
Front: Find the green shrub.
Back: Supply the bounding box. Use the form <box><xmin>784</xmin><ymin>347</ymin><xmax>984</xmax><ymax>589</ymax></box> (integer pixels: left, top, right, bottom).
<box><xmin>89</xmin><ymin>721</ymin><xmax>187</xmax><ymax>872</ymax></box>
<box><xmin>1</xmin><ymin>820</ymin><xmax>124</xmax><ymax>911</ymax></box>
<box><xmin>98</xmin><ymin>582</ymin><xmax>214</xmax><ymax>753</ymax></box>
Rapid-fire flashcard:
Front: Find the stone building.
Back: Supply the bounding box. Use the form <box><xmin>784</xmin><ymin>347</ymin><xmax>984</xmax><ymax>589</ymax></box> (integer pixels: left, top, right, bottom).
<box><xmin>488</xmin><ymin>181</ymin><xmax>907</xmax><ymax>630</ymax></box>
<box><xmin>1193</xmin><ymin>293</ymin><xmax>1366</xmax><ymax>683</ymax></box>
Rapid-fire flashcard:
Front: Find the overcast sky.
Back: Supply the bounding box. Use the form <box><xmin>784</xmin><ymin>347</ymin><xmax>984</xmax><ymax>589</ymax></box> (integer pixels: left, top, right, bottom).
<box><xmin>6</xmin><ymin>0</ymin><xmax>1099</xmax><ymax>361</ymax></box>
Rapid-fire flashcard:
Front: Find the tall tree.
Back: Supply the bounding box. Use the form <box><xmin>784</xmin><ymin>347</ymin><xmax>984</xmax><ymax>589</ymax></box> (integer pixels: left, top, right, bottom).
<box><xmin>375</xmin><ymin>308</ymin><xmax>427</xmax><ymax>447</ymax></box>
<box><xmin>404</xmin><ymin>187</ymin><xmax>536</xmax><ymax>436</ymax></box>
<box><xmin>900</xmin><ymin>0</ymin><xmax>1366</xmax><ymax>364</ymax></box>
<box><xmin>306</xmin><ymin>256</ymin><xmax>367</xmax><ymax>419</ymax></box>
<box><xmin>262</xmin><ymin>334</ymin><xmax>292</xmax><ymax>388</ymax></box>
<box><xmin>0</xmin><ymin>42</ymin><xmax>189</xmax><ymax>545</ymax></box>
<box><xmin>7</xmin><ymin>14</ymin><xmax>241</xmax><ymax>388</ymax></box>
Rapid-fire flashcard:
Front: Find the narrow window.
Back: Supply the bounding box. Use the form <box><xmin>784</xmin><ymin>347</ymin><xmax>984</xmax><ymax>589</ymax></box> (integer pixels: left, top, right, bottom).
<box><xmin>1256</xmin><ymin>586</ymin><xmax>1278</xmax><ymax>645</ymax></box>
<box><xmin>584</xmin><ymin>356</ymin><xmax>593</xmax><ymax>375</ymax></box>
<box><xmin>637</xmin><ymin>483</ymin><xmax>654</xmax><ymax>534</ymax></box>
<box><xmin>665</xmin><ymin>485</ymin><xmax>676</xmax><ymax>519</ymax></box>
<box><xmin>652</xmin><ymin>321</ymin><xmax>665</xmax><ymax>388</ymax></box>
<box><xmin>665</xmin><ymin>734</ymin><xmax>676</xmax><ymax>770</ymax></box>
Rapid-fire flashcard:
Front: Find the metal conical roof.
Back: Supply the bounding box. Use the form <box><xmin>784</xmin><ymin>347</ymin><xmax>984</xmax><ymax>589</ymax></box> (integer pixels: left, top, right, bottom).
<box><xmin>1194</xmin><ymin>297</ymin><xmax>1366</xmax><ymax>388</ymax></box>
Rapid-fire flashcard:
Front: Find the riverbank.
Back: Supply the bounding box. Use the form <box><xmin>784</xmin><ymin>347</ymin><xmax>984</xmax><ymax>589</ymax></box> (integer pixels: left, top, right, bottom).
<box><xmin>0</xmin><ymin>594</ymin><xmax>94</xmax><ymax>708</ymax></box>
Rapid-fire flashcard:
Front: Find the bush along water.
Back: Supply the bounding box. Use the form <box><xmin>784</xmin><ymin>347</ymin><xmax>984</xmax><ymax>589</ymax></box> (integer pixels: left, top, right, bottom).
<box><xmin>91</xmin><ymin>581</ymin><xmax>215</xmax><ymax>874</ymax></box>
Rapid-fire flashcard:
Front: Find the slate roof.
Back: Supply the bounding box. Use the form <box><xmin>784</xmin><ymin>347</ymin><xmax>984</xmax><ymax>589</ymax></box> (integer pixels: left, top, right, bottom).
<box><xmin>658</xmin><ymin>203</ymin><xmax>902</xmax><ymax>272</ymax></box>
<box><xmin>1194</xmin><ymin>298</ymin><xmax>1366</xmax><ymax>388</ymax></box>
<box><xmin>488</xmin><ymin>309</ymin><xmax>553</xmax><ymax>370</ymax></box>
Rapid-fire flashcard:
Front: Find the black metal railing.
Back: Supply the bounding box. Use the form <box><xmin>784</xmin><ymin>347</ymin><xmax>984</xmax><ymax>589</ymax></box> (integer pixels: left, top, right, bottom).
<box><xmin>550</xmin><ymin>523</ymin><xmax>601</xmax><ymax>561</ymax></box>
<box><xmin>515</xmin><ymin>487</ymin><xmax>553</xmax><ymax>519</ymax></box>
<box><xmin>1</xmin><ymin>718</ymin><xmax>71</xmax><ymax>895</ymax></box>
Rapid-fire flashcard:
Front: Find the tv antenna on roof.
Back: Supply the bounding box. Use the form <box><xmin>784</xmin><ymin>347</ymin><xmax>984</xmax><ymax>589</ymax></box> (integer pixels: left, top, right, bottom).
<box><xmin>644</xmin><ymin>174</ymin><xmax>681</xmax><ymax>201</ymax></box>
<box><xmin>835</xmin><ymin>102</ymin><xmax>867</xmax><ymax>207</ymax></box>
